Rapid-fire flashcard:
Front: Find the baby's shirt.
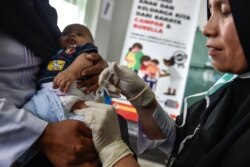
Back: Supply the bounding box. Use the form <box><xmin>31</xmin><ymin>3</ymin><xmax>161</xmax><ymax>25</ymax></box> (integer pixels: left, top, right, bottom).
<box><xmin>38</xmin><ymin>43</ymin><xmax>98</xmax><ymax>85</ymax></box>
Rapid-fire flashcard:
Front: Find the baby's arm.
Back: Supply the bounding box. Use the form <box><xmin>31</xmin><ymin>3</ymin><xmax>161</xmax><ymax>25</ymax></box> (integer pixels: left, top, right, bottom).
<box><xmin>53</xmin><ymin>53</ymin><xmax>93</xmax><ymax>92</ymax></box>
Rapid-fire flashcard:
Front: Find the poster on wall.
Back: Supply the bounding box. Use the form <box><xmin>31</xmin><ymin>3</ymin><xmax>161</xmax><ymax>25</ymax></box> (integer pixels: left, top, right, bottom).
<box><xmin>112</xmin><ymin>0</ymin><xmax>201</xmax><ymax>122</ymax></box>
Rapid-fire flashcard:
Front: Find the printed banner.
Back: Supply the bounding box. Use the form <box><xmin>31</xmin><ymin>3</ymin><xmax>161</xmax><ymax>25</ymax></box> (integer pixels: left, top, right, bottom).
<box><xmin>113</xmin><ymin>0</ymin><xmax>201</xmax><ymax>121</ymax></box>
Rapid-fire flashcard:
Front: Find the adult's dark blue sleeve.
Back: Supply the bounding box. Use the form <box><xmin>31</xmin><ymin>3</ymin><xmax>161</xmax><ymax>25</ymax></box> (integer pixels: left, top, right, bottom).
<box><xmin>0</xmin><ymin>0</ymin><xmax>61</xmax><ymax>62</ymax></box>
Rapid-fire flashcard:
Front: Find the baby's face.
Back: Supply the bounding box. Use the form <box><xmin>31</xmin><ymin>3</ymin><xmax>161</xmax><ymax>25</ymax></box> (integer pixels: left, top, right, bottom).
<box><xmin>60</xmin><ymin>25</ymin><xmax>93</xmax><ymax>48</ymax></box>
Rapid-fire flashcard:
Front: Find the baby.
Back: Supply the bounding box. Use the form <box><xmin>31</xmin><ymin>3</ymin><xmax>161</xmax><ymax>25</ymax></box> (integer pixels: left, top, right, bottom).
<box><xmin>24</xmin><ymin>23</ymin><xmax>101</xmax><ymax>122</ymax></box>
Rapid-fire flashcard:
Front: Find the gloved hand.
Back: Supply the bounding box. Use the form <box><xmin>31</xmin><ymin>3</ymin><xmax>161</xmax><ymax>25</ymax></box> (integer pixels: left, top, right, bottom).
<box><xmin>73</xmin><ymin>101</ymin><xmax>133</xmax><ymax>167</ymax></box>
<box><xmin>99</xmin><ymin>62</ymin><xmax>155</xmax><ymax>108</ymax></box>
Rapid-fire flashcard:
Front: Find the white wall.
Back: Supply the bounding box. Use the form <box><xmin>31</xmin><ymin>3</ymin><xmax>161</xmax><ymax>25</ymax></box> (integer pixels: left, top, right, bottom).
<box><xmin>94</xmin><ymin>0</ymin><xmax>133</xmax><ymax>62</ymax></box>
<box><xmin>84</xmin><ymin>0</ymin><xmax>102</xmax><ymax>39</ymax></box>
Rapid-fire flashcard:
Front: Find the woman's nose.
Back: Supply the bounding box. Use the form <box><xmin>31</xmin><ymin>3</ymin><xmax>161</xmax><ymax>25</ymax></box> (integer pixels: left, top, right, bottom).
<box><xmin>202</xmin><ymin>16</ymin><xmax>218</xmax><ymax>38</ymax></box>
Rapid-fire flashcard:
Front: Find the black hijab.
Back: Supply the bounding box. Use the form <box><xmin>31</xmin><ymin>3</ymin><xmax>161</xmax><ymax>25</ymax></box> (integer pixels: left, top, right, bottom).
<box><xmin>0</xmin><ymin>0</ymin><xmax>61</xmax><ymax>63</ymax></box>
<box><xmin>229</xmin><ymin>0</ymin><xmax>250</xmax><ymax>67</ymax></box>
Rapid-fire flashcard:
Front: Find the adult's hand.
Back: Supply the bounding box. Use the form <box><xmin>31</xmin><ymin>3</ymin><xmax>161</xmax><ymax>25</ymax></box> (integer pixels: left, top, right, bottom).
<box><xmin>99</xmin><ymin>62</ymin><xmax>155</xmax><ymax>108</ymax></box>
<box><xmin>74</xmin><ymin>101</ymin><xmax>133</xmax><ymax>167</ymax></box>
<box><xmin>37</xmin><ymin>120</ymin><xmax>99</xmax><ymax>166</ymax></box>
<box><xmin>77</xmin><ymin>53</ymin><xmax>108</xmax><ymax>93</ymax></box>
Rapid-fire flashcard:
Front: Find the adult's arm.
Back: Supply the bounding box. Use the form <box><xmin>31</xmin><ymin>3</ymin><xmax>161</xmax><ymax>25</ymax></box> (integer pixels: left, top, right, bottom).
<box><xmin>0</xmin><ymin>98</ymin><xmax>98</xmax><ymax>166</ymax></box>
<box><xmin>73</xmin><ymin>100</ymin><xmax>171</xmax><ymax>167</ymax></box>
<box><xmin>136</xmin><ymin>99</ymin><xmax>176</xmax><ymax>156</ymax></box>
<box><xmin>77</xmin><ymin>53</ymin><xmax>108</xmax><ymax>93</ymax></box>
<box><xmin>0</xmin><ymin>99</ymin><xmax>48</xmax><ymax>166</ymax></box>
<box><xmin>113</xmin><ymin>155</ymin><xmax>140</xmax><ymax>167</ymax></box>
<box><xmin>74</xmin><ymin>101</ymin><xmax>136</xmax><ymax>167</ymax></box>
<box><xmin>98</xmin><ymin>63</ymin><xmax>176</xmax><ymax>155</ymax></box>
<box><xmin>36</xmin><ymin>120</ymin><xmax>98</xmax><ymax>166</ymax></box>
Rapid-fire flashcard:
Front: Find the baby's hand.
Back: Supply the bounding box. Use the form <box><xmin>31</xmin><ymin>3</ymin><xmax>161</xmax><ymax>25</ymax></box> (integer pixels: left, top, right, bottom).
<box><xmin>53</xmin><ymin>70</ymin><xmax>76</xmax><ymax>92</ymax></box>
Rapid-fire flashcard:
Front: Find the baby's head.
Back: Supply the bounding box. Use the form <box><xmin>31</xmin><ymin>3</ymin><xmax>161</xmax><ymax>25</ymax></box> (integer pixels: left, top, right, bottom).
<box><xmin>59</xmin><ymin>23</ymin><xmax>94</xmax><ymax>48</ymax></box>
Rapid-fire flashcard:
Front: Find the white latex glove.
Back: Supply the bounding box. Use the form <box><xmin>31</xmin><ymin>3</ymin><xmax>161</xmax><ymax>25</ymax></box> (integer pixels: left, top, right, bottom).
<box><xmin>74</xmin><ymin>101</ymin><xmax>133</xmax><ymax>167</ymax></box>
<box><xmin>99</xmin><ymin>62</ymin><xmax>155</xmax><ymax>108</ymax></box>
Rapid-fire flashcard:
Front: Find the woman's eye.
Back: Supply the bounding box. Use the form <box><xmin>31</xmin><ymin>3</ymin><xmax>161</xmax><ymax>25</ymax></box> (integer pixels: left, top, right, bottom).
<box><xmin>221</xmin><ymin>11</ymin><xmax>231</xmax><ymax>16</ymax></box>
<box><xmin>221</xmin><ymin>5</ymin><xmax>231</xmax><ymax>17</ymax></box>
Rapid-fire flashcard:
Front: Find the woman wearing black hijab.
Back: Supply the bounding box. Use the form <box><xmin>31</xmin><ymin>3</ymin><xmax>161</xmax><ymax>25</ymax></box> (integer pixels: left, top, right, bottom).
<box><xmin>79</xmin><ymin>0</ymin><xmax>250</xmax><ymax>166</ymax></box>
